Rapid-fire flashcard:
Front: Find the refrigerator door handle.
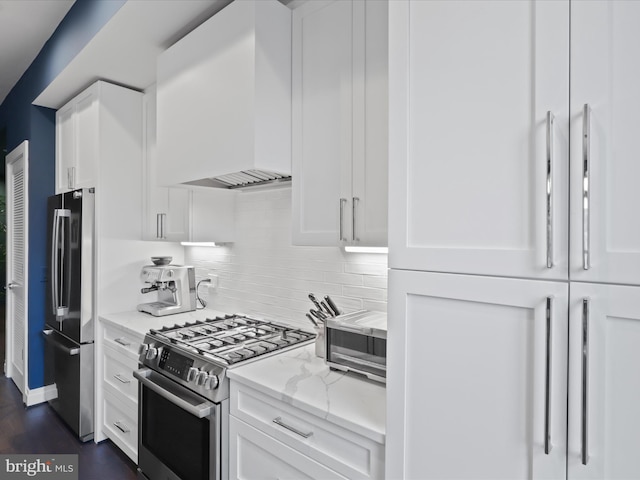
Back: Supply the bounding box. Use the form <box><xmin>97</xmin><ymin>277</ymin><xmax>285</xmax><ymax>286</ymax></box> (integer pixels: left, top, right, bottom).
<box><xmin>52</xmin><ymin>208</ymin><xmax>71</xmax><ymax>319</ymax></box>
<box><xmin>42</xmin><ymin>329</ymin><xmax>80</xmax><ymax>356</ymax></box>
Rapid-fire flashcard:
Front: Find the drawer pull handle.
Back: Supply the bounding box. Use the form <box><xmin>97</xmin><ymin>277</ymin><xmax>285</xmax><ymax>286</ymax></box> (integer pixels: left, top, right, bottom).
<box><xmin>114</xmin><ymin>421</ymin><xmax>130</xmax><ymax>434</ymax></box>
<box><xmin>114</xmin><ymin>337</ymin><xmax>131</xmax><ymax>347</ymax></box>
<box><xmin>114</xmin><ymin>374</ymin><xmax>131</xmax><ymax>384</ymax></box>
<box><xmin>273</xmin><ymin>417</ymin><xmax>313</xmax><ymax>439</ymax></box>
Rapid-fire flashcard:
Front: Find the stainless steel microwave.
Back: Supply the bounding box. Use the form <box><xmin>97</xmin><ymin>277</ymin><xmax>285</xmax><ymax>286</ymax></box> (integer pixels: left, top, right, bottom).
<box><xmin>325</xmin><ymin>311</ymin><xmax>387</xmax><ymax>383</ymax></box>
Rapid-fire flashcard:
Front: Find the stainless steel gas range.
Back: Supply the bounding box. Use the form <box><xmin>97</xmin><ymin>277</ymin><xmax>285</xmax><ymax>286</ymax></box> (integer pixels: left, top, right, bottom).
<box><xmin>134</xmin><ymin>314</ymin><xmax>315</xmax><ymax>480</ymax></box>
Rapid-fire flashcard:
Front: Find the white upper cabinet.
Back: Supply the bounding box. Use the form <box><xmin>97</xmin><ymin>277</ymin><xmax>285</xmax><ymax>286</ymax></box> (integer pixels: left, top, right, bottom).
<box><xmin>387</xmin><ymin>270</ymin><xmax>568</xmax><ymax>480</ymax></box>
<box><xmin>142</xmin><ymin>87</ymin><xmax>235</xmax><ymax>243</ymax></box>
<box><xmin>56</xmin><ymin>83</ymin><xmax>99</xmax><ymax>194</ymax></box>
<box><xmin>569</xmin><ymin>1</ymin><xmax>640</xmax><ymax>285</ymax></box>
<box><xmin>156</xmin><ymin>0</ymin><xmax>291</xmax><ymax>188</ymax></box>
<box><xmin>568</xmin><ymin>282</ymin><xmax>640</xmax><ymax>479</ymax></box>
<box><xmin>389</xmin><ymin>0</ymin><xmax>569</xmax><ymax>278</ymax></box>
<box><xmin>292</xmin><ymin>0</ymin><xmax>388</xmax><ymax>247</ymax></box>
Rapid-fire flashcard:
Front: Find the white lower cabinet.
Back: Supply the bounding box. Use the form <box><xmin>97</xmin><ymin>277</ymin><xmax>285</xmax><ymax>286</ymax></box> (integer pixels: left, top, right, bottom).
<box><xmin>230</xmin><ymin>417</ymin><xmax>347</xmax><ymax>480</ymax></box>
<box><xmin>96</xmin><ymin>321</ymin><xmax>143</xmax><ymax>462</ymax></box>
<box><xmin>230</xmin><ymin>382</ymin><xmax>384</xmax><ymax>480</ymax></box>
<box><xmin>387</xmin><ymin>270</ymin><xmax>568</xmax><ymax>479</ymax></box>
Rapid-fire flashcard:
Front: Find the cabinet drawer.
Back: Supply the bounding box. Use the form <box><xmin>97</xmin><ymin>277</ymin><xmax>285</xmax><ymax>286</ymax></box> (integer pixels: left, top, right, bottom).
<box><xmin>102</xmin><ymin>326</ymin><xmax>143</xmax><ymax>362</ymax></box>
<box><xmin>230</xmin><ymin>415</ymin><xmax>347</xmax><ymax>480</ymax></box>
<box><xmin>103</xmin><ymin>390</ymin><xmax>138</xmax><ymax>463</ymax></box>
<box><xmin>103</xmin><ymin>345</ymin><xmax>138</xmax><ymax>405</ymax></box>
<box><xmin>231</xmin><ymin>383</ymin><xmax>384</xmax><ymax>479</ymax></box>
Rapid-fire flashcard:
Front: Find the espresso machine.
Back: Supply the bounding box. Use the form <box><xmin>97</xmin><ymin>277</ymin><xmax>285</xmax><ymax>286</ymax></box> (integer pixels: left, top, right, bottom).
<box><xmin>137</xmin><ymin>265</ymin><xmax>197</xmax><ymax>316</ymax></box>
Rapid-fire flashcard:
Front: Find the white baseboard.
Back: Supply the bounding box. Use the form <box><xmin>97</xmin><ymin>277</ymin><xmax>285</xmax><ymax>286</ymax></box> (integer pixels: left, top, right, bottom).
<box><xmin>23</xmin><ymin>384</ymin><xmax>58</xmax><ymax>407</ymax></box>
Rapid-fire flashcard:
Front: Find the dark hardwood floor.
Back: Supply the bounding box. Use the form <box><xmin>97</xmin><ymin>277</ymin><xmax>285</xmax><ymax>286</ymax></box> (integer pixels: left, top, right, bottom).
<box><xmin>0</xmin><ymin>304</ymin><xmax>138</xmax><ymax>479</ymax></box>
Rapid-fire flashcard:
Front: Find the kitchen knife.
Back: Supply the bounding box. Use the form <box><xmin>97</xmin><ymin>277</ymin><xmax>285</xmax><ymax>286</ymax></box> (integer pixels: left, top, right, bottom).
<box><xmin>320</xmin><ymin>300</ymin><xmax>335</xmax><ymax>317</ymax></box>
<box><xmin>308</xmin><ymin>293</ymin><xmax>323</xmax><ymax>312</ymax></box>
<box><xmin>324</xmin><ymin>295</ymin><xmax>341</xmax><ymax>316</ymax></box>
<box><xmin>310</xmin><ymin>309</ymin><xmax>327</xmax><ymax>321</ymax></box>
<box><xmin>306</xmin><ymin>313</ymin><xmax>318</xmax><ymax>327</ymax></box>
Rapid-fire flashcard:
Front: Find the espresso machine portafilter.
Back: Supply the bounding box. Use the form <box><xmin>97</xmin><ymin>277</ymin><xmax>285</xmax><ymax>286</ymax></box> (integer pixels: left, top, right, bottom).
<box><xmin>137</xmin><ymin>265</ymin><xmax>197</xmax><ymax>316</ymax></box>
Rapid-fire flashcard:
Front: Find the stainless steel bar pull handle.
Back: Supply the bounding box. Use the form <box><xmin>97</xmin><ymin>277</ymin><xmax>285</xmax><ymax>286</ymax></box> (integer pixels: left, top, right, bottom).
<box><xmin>544</xmin><ymin>297</ymin><xmax>553</xmax><ymax>454</ymax></box>
<box><xmin>114</xmin><ymin>374</ymin><xmax>131</xmax><ymax>384</ymax></box>
<box><xmin>339</xmin><ymin>198</ymin><xmax>347</xmax><ymax>241</ymax></box>
<box><xmin>114</xmin><ymin>337</ymin><xmax>131</xmax><ymax>347</ymax></box>
<box><xmin>52</xmin><ymin>209</ymin><xmax>71</xmax><ymax>318</ymax></box>
<box><xmin>582</xmin><ymin>298</ymin><xmax>590</xmax><ymax>466</ymax></box>
<box><xmin>156</xmin><ymin>213</ymin><xmax>162</xmax><ymax>239</ymax></box>
<box><xmin>352</xmin><ymin>197</ymin><xmax>360</xmax><ymax>242</ymax></box>
<box><xmin>583</xmin><ymin>105</ymin><xmax>591</xmax><ymax>270</ymax></box>
<box><xmin>546</xmin><ymin>112</ymin><xmax>554</xmax><ymax>268</ymax></box>
<box><xmin>273</xmin><ymin>417</ymin><xmax>313</xmax><ymax>439</ymax></box>
<box><xmin>114</xmin><ymin>421</ymin><xmax>130</xmax><ymax>434</ymax></box>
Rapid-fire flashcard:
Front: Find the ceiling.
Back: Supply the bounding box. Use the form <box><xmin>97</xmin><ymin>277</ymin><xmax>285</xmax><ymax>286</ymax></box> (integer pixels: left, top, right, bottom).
<box><xmin>0</xmin><ymin>0</ymin><xmax>75</xmax><ymax>105</ymax></box>
<box><xmin>3</xmin><ymin>0</ymin><xmax>299</xmax><ymax>110</ymax></box>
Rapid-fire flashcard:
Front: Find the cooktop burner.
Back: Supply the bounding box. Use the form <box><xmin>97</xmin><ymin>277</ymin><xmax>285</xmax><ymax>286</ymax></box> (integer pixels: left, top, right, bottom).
<box><xmin>148</xmin><ymin>314</ymin><xmax>315</xmax><ymax>365</ymax></box>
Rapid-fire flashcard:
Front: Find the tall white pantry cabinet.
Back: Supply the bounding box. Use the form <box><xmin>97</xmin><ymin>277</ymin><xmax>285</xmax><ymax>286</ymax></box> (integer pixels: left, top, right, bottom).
<box><xmin>387</xmin><ymin>1</ymin><xmax>640</xmax><ymax>480</ymax></box>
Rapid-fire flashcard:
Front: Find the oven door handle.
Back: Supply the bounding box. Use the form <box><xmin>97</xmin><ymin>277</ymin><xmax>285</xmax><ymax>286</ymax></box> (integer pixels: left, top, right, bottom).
<box><xmin>134</xmin><ymin>368</ymin><xmax>214</xmax><ymax>419</ymax></box>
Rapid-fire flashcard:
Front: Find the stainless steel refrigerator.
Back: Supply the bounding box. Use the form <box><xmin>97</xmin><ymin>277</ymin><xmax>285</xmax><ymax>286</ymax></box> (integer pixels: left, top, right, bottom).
<box><xmin>44</xmin><ymin>188</ymin><xmax>95</xmax><ymax>441</ymax></box>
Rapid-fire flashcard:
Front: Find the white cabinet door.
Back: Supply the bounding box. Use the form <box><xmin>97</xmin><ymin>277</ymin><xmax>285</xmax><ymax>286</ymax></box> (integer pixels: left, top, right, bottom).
<box><xmin>568</xmin><ymin>282</ymin><xmax>640</xmax><ymax>479</ymax></box>
<box><xmin>73</xmin><ymin>86</ymin><xmax>98</xmax><ymax>190</ymax></box>
<box><xmin>569</xmin><ymin>1</ymin><xmax>640</xmax><ymax>285</ymax></box>
<box><xmin>55</xmin><ymin>103</ymin><xmax>74</xmax><ymax>194</ymax></box>
<box><xmin>142</xmin><ymin>89</ymin><xmax>189</xmax><ymax>242</ymax></box>
<box><xmin>55</xmin><ymin>84</ymin><xmax>99</xmax><ymax>193</ymax></box>
<box><xmin>230</xmin><ymin>416</ymin><xmax>348</xmax><ymax>480</ymax></box>
<box><xmin>389</xmin><ymin>0</ymin><xmax>569</xmax><ymax>279</ymax></box>
<box><xmin>387</xmin><ymin>270</ymin><xmax>568</xmax><ymax>480</ymax></box>
<box><xmin>293</xmin><ymin>0</ymin><xmax>388</xmax><ymax>247</ymax></box>
<box><xmin>351</xmin><ymin>0</ymin><xmax>388</xmax><ymax>247</ymax></box>
<box><xmin>292</xmin><ymin>0</ymin><xmax>353</xmax><ymax>246</ymax></box>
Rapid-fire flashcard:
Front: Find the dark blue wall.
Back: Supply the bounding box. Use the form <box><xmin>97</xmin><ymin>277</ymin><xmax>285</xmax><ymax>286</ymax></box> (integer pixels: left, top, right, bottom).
<box><xmin>0</xmin><ymin>0</ymin><xmax>126</xmax><ymax>390</ymax></box>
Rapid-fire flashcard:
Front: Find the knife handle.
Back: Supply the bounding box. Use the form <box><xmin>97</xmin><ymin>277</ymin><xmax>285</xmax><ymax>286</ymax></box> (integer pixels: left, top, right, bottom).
<box><xmin>324</xmin><ymin>295</ymin><xmax>341</xmax><ymax>316</ymax></box>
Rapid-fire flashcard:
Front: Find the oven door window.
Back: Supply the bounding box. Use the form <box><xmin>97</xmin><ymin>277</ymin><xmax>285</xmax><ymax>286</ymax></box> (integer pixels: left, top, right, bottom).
<box><xmin>141</xmin><ymin>386</ymin><xmax>210</xmax><ymax>480</ymax></box>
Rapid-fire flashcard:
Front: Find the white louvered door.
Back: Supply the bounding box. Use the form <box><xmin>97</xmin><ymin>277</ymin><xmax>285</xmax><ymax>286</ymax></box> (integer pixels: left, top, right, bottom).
<box><xmin>6</xmin><ymin>141</ymin><xmax>28</xmax><ymax>398</ymax></box>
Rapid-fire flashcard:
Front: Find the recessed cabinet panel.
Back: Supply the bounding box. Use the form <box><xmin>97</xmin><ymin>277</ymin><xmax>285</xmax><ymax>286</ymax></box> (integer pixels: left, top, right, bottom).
<box><xmin>55</xmin><ymin>104</ymin><xmax>74</xmax><ymax>194</ymax></box>
<box><xmin>389</xmin><ymin>0</ymin><xmax>569</xmax><ymax>278</ymax></box>
<box><xmin>387</xmin><ymin>270</ymin><xmax>568</xmax><ymax>479</ymax></box>
<box><xmin>292</xmin><ymin>0</ymin><xmax>352</xmax><ymax>246</ymax></box>
<box><xmin>569</xmin><ymin>0</ymin><xmax>640</xmax><ymax>285</ymax></box>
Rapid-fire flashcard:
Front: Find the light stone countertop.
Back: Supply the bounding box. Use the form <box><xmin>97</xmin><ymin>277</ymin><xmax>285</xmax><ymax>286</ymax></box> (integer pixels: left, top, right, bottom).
<box><xmin>99</xmin><ymin>309</ymin><xmax>386</xmax><ymax>444</ymax></box>
<box><xmin>227</xmin><ymin>343</ymin><xmax>386</xmax><ymax>444</ymax></box>
<box><xmin>99</xmin><ymin>308</ymin><xmax>231</xmax><ymax>339</ymax></box>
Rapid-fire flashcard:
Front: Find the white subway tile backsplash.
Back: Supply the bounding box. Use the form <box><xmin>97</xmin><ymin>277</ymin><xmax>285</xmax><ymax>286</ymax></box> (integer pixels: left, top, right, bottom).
<box><xmin>185</xmin><ymin>187</ymin><xmax>387</xmax><ymax>327</ymax></box>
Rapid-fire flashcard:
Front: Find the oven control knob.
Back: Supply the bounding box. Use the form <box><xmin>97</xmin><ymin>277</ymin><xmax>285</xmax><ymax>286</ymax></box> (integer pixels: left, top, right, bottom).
<box><xmin>138</xmin><ymin>344</ymin><xmax>149</xmax><ymax>356</ymax></box>
<box><xmin>195</xmin><ymin>371</ymin><xmax>208</xmax><ymax>386</ymax></box>
<box><xmin>187</xmin><ymin>367</ymin><xmax>199</xmax><ymax>383</ymax></box>
<box><xmin>204</xmin><ymin>374</ymin><xmax>219</xmax><ymax>390</ymax></box>
<box><xmin>146</xmin><ymin>347</ymin><xmax>158</xmax><ymax>360</ymax></box>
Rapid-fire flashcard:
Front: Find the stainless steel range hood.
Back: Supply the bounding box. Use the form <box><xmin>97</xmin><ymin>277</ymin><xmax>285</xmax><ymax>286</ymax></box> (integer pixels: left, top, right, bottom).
<box><xmin>185</xmin><ymin>170</ymin><xmax>291</xmax><ymax>190</ymax></box>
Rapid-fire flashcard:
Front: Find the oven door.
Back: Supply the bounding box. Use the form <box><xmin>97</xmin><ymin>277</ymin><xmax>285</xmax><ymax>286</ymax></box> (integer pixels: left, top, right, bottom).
<box><xmin>134</xmin><ymin>367</ymin><xmax>224</xmax><ymax>480</ymax></box>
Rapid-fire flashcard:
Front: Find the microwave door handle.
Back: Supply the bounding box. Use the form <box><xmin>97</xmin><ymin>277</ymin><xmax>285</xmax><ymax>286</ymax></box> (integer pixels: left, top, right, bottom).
<box><xmin>133</xmin><ymin>368</ymin><xmax>214</xmax><ymax>418</ymax></box>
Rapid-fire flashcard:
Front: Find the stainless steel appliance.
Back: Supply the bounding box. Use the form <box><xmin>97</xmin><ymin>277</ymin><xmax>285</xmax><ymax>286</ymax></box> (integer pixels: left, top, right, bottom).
<box><xmin>325</xmin><ymin>310</ymin><xmax>387</xmax><ymax>383</ymax></box>
<box><xmin>44</xmin><ymin>188</ymin><xmax>95</xmax><ymax>441</ymax></box>
<box><xmin>135</xmin><ymin>314</ymin><xmax>314</xmax><ymax>480</ymax></box>
<box><xmin>137</xmin><ymin>265</ymin><xmax>197</xmax><ymax>316</ymax></box>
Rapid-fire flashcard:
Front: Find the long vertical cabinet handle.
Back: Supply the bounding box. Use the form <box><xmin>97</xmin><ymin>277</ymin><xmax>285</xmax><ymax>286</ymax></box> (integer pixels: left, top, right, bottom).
<box><xmin>582</xmin><ymin>105</ymin><xmax>591</xmax><ymax>270</ymax></box>
<box><xmin>352</xmin><ymin>197</ymin><xmax>360</xmax><ymax>242</ymax></box>
<box><xmin>544</xmin><ymin>297</ymin><xmax>553</xmax><ymax>454</ymax></box>
<box><xmin>581</xmin><ymin>298</ymin><xmax>590</xmax><ymax>466</ymax></box>
<box><xmin>546</xmin><ymin>112</ymin><xmax>554</xmax><ymax>268</ymax></box>
<box><xmin>339</xmin><ymin>198</ymin><xmax>347</xmax><ymax>241</ymax></box>
<box><xmin>156</xmin><ymin>213</ymin><xmax>162</xmax><ymax>239</ymax></box>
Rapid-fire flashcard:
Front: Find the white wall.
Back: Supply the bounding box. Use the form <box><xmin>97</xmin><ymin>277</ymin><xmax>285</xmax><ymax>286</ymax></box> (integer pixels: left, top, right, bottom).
<box><xmin>185</xmin><ymin>187</ymin><xmax>387</xmax><ymax>329</ymax></box>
